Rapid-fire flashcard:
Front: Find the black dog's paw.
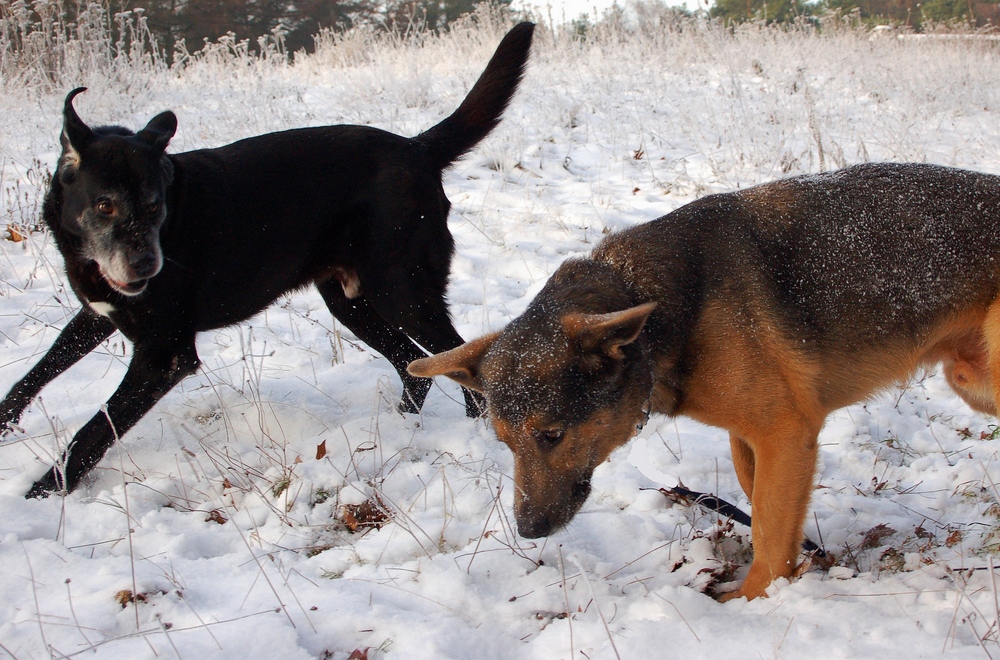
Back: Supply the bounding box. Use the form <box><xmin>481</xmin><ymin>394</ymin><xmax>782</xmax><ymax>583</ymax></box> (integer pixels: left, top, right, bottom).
<box><xmin>398</xmin><ymin>378</ymin><xmax>433</xmax><ymax>415</ymax></box>
<box><xmin>25</xmin><ymin>470</ymin><xmax>62</xmax><ymax>499</ymax></box>
<box><xmin>398</xmin><ymin>396</ymin><xmax>421</xmax><ymax>415</ymax></box>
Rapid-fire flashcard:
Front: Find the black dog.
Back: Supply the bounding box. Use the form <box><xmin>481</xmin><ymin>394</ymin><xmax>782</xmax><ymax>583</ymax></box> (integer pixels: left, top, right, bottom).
<box><xmin>0</xmin><ymin>22</ymin><xmax>534</xmax><ymax>498</ymax></box>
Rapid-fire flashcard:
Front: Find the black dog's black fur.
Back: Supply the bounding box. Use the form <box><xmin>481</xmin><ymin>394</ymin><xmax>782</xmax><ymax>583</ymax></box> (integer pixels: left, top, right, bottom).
<box><xmin>0</xmin><ymin>22</ymin><xmax>534</xmax><ymax>498</ymax></box>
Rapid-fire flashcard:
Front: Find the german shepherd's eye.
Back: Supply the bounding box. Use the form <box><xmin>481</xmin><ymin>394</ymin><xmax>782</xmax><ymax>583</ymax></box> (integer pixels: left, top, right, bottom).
<box><xmin>95</xmin><ymin>199</ymin><xmax>114</xmax><ymax>216</ymax></box>
<box><xmin>533</xmin><ymin>428</ymin><xmax>565</xmax><ymax>448</ymax></box>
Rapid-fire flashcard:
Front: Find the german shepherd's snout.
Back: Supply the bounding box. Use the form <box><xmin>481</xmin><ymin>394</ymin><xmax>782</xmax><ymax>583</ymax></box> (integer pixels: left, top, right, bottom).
<box><xmin>410</xmin><ymin>162</ymin><xmax>1000</xmax><ymax>602</ymax></box>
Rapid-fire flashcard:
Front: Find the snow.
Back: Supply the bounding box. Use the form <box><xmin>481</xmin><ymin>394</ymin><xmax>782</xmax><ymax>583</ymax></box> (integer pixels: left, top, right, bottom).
<box><xmin>3</xmin><ymin>15</ymin><xmax>1000</xmax><ymax>658</ymax></box>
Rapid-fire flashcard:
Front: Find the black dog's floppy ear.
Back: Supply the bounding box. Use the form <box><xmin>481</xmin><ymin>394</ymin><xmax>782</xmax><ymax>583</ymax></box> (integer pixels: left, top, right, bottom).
<box><xmin>61</xmin><ymin>87</ymin><xmax>93</xmax><ymax>159</ymax></box>
<box><xmin>136</xmin><ymin>111</ymin><xmax>177</xmax><ymax>152</ymax></box>
<box><xmin>561</xmin><ymin>302</ymin><xmax>657</xmax><ymax>360</ymax></box>
<box><xmin>407</xmin><ymin>333</ymin><xmax>500</xmax><ymax>393</ymax></box>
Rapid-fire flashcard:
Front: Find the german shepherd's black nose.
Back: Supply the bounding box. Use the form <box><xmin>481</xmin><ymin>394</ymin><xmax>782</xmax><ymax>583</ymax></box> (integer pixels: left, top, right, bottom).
<box><xmin>516</xmin><ymin>515</ymin><xmax>554</xmax><ymax>539</ymax></box>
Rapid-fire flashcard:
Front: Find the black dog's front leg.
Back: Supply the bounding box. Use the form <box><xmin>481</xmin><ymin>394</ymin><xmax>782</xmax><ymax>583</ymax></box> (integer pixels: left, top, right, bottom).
<box><xmin>26</xmin><ymin>338</ymin><xmax>200</xmax><ymax>498</ymax></box>
<box><xmin>0</xmin><ymin>309</ymin><xmax>116</xmax><ymax>430</ymax></box>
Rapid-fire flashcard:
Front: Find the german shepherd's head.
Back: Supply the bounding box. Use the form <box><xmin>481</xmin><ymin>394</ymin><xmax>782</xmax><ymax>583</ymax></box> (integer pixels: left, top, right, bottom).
<box><xmin>54</xmin><ymin>88</ymin><xmax>176</xmax><ymax>296</ymax></box>
<box><xmin>409</xmin><ymin>259</ymin><xmax>657</xmax><ymax>537</ymax></box>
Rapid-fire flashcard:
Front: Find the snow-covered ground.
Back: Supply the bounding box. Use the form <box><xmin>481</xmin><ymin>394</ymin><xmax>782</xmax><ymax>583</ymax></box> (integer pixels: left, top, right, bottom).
<box><xmin>3</xmin><ymin>12</ymin><xmax>1000</xmax><ymax>658</ymax></box>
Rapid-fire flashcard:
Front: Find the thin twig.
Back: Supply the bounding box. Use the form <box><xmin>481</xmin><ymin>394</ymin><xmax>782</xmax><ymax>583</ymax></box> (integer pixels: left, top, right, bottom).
<box><xmin>571</xmin><ymin>555</ymin><xmax>620</xmax><ymax>660</ymax></box>
<box><xmin>556</xmin><ymin>544</ymin><xmax>574</xmax><ymax>660</ymax></box>
<box><xmin>65</xmin><ymin>579</ymin><xmax>96</xmax><ymax>652</ymax></box>
<box><xmin>466</xmin><ymin>484</ymin><xmax>501</xmax><ymax>574</ymax></box>
<box><xmin>22</xmin><ymin>544</ymin><xmax>50</xmax><ymax>656</ymax></box>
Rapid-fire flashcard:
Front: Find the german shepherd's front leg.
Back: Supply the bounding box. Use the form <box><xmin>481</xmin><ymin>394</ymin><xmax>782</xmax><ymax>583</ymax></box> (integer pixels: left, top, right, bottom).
<box><xmin>719</xmin><ymin>418</ymin><xmax>820</xmax><ymax>602</ymax></box>
<box><xmin>0</xmin><ymin>309</ymin><xmax>116</xmax><ymax>431</ymax></box>
<box><xmin>26</xmin><ymin>337</ymin><xmax>200</xmax><ymax>498</ymax></box>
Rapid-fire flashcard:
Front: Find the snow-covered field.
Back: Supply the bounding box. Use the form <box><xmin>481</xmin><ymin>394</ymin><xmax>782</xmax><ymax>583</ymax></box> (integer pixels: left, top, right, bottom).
<box><xmin>3</xmin><ymin>10</ymin><xmax>1000</xmax><ymax>658</ymax></box>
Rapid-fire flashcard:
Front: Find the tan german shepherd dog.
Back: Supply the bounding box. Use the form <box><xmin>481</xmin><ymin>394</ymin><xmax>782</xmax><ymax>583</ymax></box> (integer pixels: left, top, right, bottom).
<box><xmin>408</xmin><ymin>162</ymin><xmax>1000</xmax><ymax>601</ymax></box>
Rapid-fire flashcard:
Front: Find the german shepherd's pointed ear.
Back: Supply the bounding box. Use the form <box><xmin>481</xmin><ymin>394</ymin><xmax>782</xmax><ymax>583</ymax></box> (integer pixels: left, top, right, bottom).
<box><xmin>61</xmin><ymin>87</ymin><xmax>93</xmax><ymax>164</ymax></box>
<box><xmin>407</xmin><ymin>333</ymin><xmax>500</xmax><ymax>392</ymax></box>
<box><xmin>136</xmin><ymin>110</ymin><xmax>177</xmax><ymax>152</ymax></box>
<box><xmin>561</xmin><ymin>302</ymin><xmax>657</xmax><ymax>359</ymax></box>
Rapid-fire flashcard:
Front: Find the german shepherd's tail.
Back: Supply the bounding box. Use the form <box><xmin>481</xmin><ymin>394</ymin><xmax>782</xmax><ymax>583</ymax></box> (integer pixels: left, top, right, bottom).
<box><xmin>415</xmin><ymin>22</ymin><xmax>534</xmax><ymax>170</ymax></box>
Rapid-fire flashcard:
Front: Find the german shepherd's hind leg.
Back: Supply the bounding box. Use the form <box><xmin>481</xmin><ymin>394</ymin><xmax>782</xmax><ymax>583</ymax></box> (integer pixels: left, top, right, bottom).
<box><xmin>0</xmin><ymin>309</ymin><xmax>116</xmax><ymax>431</ymax></box>
<box><xmin>27</xmin><ymin>337</ymin><xmax>200</xmax><ymax>497</ymax></box>
<box><xmin>317</xmin><ymin>281</ymin><xmax>434</xmax><ymax>414</ymax></box>
<box><xmin>977</xmin><ymin>297</ymin><xmax>1000</xmax><ymax>415</ymax></box>
<box><xmin>729</xmin><ymin>433</ymin><xmax>756</xmax><ymax>501</ymax></box>
<box><xmin>718</xmin><ymin>415</ymin><xmax>820</xmax><ymax>602</ymax></box>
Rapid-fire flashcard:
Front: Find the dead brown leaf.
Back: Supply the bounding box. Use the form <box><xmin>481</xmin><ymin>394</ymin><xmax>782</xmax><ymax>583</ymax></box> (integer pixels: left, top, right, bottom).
<box><xmin>115</xmin><ymin>589</ymin><xmax>150</xmax><ymax>608</ymax></box>
<box><xmin>859</xmin><ymin>523</ymin><xmax>896</xmax><ymax>550</ymax></box>
<box><xmin>339</xmin><ymin>496</ymin><xmax>389</xmax><ymax>533</ymax></box>
<box><xmin>5</xmin><ymin>225</ymin><xmax>25</xmax><ymax>242</ymax></box>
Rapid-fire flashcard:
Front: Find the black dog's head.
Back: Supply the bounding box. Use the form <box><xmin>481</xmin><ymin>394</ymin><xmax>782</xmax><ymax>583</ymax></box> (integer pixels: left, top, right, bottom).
<box><xmin>56</xmin><ymin>88</ymin><xmax>177</xmax><ymax>296</ymax></box>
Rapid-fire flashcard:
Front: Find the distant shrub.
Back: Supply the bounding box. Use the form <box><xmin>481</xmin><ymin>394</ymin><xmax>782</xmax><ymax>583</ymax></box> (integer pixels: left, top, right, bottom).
<box><xmin>0</xmin><ymin>1</ymin><xmax>163</xmax><ymax>93</ymax></box>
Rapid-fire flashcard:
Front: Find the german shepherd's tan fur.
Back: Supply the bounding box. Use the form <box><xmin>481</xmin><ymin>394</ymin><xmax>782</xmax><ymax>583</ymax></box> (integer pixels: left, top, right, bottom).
<box><xmin>409</xmin><ymin>162</ymin><xmax>1000</xmax><ymax>601</ymax></box>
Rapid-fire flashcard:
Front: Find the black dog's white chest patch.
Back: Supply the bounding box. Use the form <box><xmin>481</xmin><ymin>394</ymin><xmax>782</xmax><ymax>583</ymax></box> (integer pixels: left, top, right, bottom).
<box><xmin>88</xmin><ymin>301</ymin><xmax>116</xmax><ymax>317</ymax></box>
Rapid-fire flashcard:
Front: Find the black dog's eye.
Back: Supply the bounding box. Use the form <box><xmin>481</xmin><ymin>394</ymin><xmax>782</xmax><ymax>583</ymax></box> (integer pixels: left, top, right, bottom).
<box><xmin>147</xmin><ymin>202</ymin><xmax>160</xmax><ymax>214</ymax></box>
<box><xmin>533</xmin><ymin>428</ymin><xmax>565</xmax><ymax>449</ymax></box>
<box><xmin>95</xmin><ymin>199</ymin><xmax>114</xmax><ymax>216</ymax></box>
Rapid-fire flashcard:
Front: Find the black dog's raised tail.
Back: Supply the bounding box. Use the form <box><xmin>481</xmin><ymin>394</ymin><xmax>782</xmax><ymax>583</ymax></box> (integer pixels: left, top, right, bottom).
<box><xmin>415</xmin><ymin>21</ymin><xmax>534</xmax><ymax>170</ymax></box>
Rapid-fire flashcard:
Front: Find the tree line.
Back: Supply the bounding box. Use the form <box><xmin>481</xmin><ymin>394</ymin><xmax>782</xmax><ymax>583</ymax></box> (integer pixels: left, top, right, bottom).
<box><xmin>4</xmin><ymin>0</ymin><xmax>997</xmax><ymax>62</ymax></box>
<box><xmin>709</xmin><ymin>0</ymin><xmax>1000</xmax><ymax>28</ymax></box>
<box><xmin>2</xmin><ymin>0</ymin><xmax>511</xmax><ymax>58</ymax></box>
